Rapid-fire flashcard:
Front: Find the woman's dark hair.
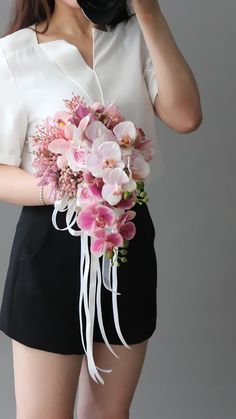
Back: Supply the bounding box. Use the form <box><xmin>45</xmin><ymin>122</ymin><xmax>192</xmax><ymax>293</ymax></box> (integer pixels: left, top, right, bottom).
<box><xmin>3</xmin><ymin>0</ymin><xmax>135</xmax><ymax>37</ymax></box>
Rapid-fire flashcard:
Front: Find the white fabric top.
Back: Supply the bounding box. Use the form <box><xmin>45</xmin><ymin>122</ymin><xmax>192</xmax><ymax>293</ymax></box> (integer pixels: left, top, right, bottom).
<box><xmin>0</xmin><ymin>15</ymin><xmax>162</xmax><ymax>189</ymax></box>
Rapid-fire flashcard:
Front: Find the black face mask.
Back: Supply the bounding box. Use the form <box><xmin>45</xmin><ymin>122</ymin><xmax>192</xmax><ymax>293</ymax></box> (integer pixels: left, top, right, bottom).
<box><xmin>77</xmin><ymin>0</ymin><xmax>126</xmax><ymax>25</ymax></box>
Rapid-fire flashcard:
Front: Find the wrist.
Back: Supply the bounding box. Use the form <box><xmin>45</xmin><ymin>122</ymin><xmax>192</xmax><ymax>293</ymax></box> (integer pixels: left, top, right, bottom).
<box><xmin>40</xmin><ymin>184</ymin><xmax>54</xmax><ymax>206</ymax></box>
<box><xmin>133</xmin><ymin>2</ymin><xmax>162</xmax><ymax>20</ymax></box>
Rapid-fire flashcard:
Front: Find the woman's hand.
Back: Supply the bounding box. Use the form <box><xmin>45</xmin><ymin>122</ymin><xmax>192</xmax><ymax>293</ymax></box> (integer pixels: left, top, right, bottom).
<box><xmin>131</xmin><ymin>0</ymin><xmax>161</xmax><ymax>17</ymax></box>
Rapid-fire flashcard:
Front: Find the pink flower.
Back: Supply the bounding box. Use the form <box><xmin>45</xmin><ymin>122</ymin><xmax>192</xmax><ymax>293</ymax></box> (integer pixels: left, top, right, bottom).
<box><xmin>85</xmin><ymin>120</ymin><xmax>117</xmax><ymax>144</ymax></box>
<box><xmin>134</xmin><ymin>129</ymin><xmax>155</xmax><ymax>161</ymax></box>
<box><xmin>83</xmin><ymin>171</ymin><xmax>103</xmax><ymax>200</ymax></box>
<box><xmin>116</xmin><ymin>210</ymin><xmax>136</xmax><ymax>240</ymax></box>
<box><xmin>102</xmin><ymin>168</ymin><xmax>136</xmax><ymax>206</ymax></box>
<box><xmin>65</xmin><ymin>144</ymin><xmax>88</xmax><ymax>172</ymax></box>
<box><xmin>113</xmin><ymin>120</ymin><xmax>137</xmax><ymax>156</ymax></box>
<box><xmin>54</xmin><ymin>111</ymin><xmax>73</xmax><ymax>126</ymax></box>
<box><xmin>77</xmin><ymin>202</ymin><xmax>115</xmax><ymax>232</ymax></box>
<box><xmin>76</xmin><ymin>185</ymin><xmax>97</xmax><ymax>207</ymax></box>
<box><xmin>102</xmin><ymin>168</ymin><xmax>130</xmax><ymax>206</ymax></box>
<box><xmin>116</xmin><ymin>193</ymin><xmax>137</xmax><ymax>210</ymax></box>
<box><xmin>71</xmin><ymin>115</ymin><xmax>94</xmax><ymax>148</ymax></box>
<box><xmin>91</xmin><ymin>228</ymin><xmax>123</xmax><ymax>257</ymax></box>
<box><xmin>48</xmin><ymin>138</ymin><xmax>70</xmax><ymax>155</ymax></box>
<box><xmin>86</xmin><ymin>141</ymin><xmax>124</xmax><ymax>178</ymax></box>
<box><xmin>130</xmin><ymin>153</ymin><xmax>150</xmax><ymax>180</ymax></box>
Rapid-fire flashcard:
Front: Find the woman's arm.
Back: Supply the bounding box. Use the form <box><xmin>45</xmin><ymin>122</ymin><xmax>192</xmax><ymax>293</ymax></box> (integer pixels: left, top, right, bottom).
<box><xmin>0</xmin><ymin>164</ymin><xmax>54</xmax><ymax>206</ymax></box>
<box><xmin>131</xmin><ymin>0</ymin><xmax>203</xmax><ymax>133</ymax></box>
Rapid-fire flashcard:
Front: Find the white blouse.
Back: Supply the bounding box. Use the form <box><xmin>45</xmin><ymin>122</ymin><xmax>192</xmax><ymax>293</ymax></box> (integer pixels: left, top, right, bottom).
<box><xmin>0</xmin><ymin>14</ymin><xmax>161</xmax><ymax>190</ymax></box>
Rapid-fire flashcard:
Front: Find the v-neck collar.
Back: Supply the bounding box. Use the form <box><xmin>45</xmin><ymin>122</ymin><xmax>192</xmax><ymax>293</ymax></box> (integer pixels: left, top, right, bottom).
<box><xmin>27</xmin><ymin>23</ymin><xmax>114</xmax><ymax>104</ymax></box>
<box><xmin>28</xmin><ymin>22</ymin><xmax>112</xmax><ymax>72</ymax></box>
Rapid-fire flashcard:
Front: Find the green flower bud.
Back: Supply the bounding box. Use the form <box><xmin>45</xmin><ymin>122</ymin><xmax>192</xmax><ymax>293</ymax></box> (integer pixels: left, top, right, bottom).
<box><xmin>121</xmin><ymin>257</ymin><xmax>128</xmax><ymax>263</ymax></box>
<box><xmin>123</xmin><ymin>239</ymin><xmax>129</xmax><ymax>248</ymax></box>
<box><xmin>120</xmin><ymin>248</ymin><xmax>128</xmax><ymax>256</ymax></box>
<box><xmin>140</xmin><ymin>191</ymin><xmax>146</xmax><ymax>198</ymax></box>
<box><xmin>123</xmin><ymin>191</ymin><xmax>131</xmax><ymax>200</ymax></box>
<box><xmin>136</xmin><ymin>181</ymin><xmax>144</xmax><ymax>190</ymax></box>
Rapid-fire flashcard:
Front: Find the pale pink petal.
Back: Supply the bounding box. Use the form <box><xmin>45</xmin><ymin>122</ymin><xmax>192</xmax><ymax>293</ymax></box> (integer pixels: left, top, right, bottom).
<box><xmin>54</xmin><ymin>111</ymin><xmax>72</xmax><ymax>125</ymax></box>
<box><xmin>85</xmin><ymin>121</ymin><xmax>116</xmax><ymax>142</ymax></box>
<box><xmin>136</xmin><ymin>139</ymin><xmax>155</xmax><ymax>161</ymax></box>
<box><xmin>122</xmin><ymin>178</ymin><xmax>136</xmax><ymax>192</ymax></box>
<box><xmin>64</xmin><ymin>124</ymin><xmax>74</xmax><ymax>141</ymax></box>
<box><xmin>48</xmin><ymin>138</ymin><xmax>69</xmax><ymax>155</ymax></box>
<box><xmin>132</xmin><ymin>157</ymin><xmax>150</xmax><ymax>179</ymax></box>
<box><xmin>103</xmin><ymin>167</ymin><xmax>129</xmax><ymax>185</ymax></box>
<box><xmin>86</xmin><ymin>153</ymin><xmax>103</xmax><ymax>177</ymax></box>
<box><xmin>102</xmin><ymin>183</ymin><xmax>122</xmax><ymax>206</ymax></box>
<box><xmin>120</xmin><ymin>221</ymin><xmax>136</xmax><ymax>240</ymax></box>
<box><xmin>113</xmin><ymin>121</ymin><xmax>137</xmax><ymax>140</ymax></box>
<box><xmin>99</xmin><ymin>141</ymin><xmax>121</xmax><ymax>161</ymax></box>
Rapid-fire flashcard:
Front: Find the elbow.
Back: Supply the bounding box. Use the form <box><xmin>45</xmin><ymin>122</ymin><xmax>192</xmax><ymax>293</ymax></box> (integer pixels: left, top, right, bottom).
<box><xmin>175</xmin><ymin>111</ymin><xmax>203</xmax><ymax>134</ymax></box>
<box><xmin>173</xmin><ymin>98</ymin><xmax>203</xmax><ymax>134</ymax></box>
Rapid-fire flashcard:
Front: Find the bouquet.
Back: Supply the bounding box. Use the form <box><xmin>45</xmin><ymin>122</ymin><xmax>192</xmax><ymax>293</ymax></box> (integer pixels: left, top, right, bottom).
<box><xmin>30</xmin><ymin>93</ymin><xmax>155</xmax><ymax>384</ymax></box>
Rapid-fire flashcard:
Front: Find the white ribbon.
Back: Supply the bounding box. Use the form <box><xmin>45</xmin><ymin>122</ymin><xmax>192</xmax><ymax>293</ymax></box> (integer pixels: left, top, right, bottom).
<box><xmin>51</xmin><ymin>197</ymin><xmax>132</xmax><ymax>384</ymax></box>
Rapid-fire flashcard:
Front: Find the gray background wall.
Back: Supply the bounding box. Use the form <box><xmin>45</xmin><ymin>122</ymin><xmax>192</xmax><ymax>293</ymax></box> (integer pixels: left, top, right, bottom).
<box><xmin>0</xmin><ymin>1</ymin><xmax>235</xmax><ymax>418</ymax></box>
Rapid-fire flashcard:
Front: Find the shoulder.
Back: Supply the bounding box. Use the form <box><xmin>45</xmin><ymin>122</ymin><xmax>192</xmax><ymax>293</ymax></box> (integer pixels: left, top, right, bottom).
<box><xmin>0</xmin><ymin>26</ymin><xmax>34</xmax><ymax>55</ymax></box>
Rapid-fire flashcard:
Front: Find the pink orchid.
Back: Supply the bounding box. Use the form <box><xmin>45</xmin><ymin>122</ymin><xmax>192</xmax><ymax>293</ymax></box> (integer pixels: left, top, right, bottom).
<box><xmin>76</xmin><ymin>184</ymin><xmax>101</xmax><ymax>207</ymax></box>
<box><xmin>135</xmin><ymin>139</ymin><xmax>155</xmax><ymax>162</ymax></box>
<box><xmin>48</xmin><ymin>138</ymin><xmax>70</xmax><ymax>155</ymax></box>
<box><xmin>71</xmin><ymin>115</ymin><xmax>94</xmax><ymax>148</ymax></box>
<box><xmin>54</xmin><ymin>111</ymin><xmax>73</xmax><ymax>126</ymax></box>
<box><xmin>116</xmin><ymin>210</ymin><xmax>136</xmax><ymax>240</ymax></box>
<box><xmin>101</xmin><ymin>168</ymin><xmax>130</xmax><ymax>206</ymax></box>
<box><xmin>69</xmin><ymin>104</ymin><xmax>97</xmax><ymax>127</ymax></box>
<box><xmin>83</xmin><ymin>171</ymin><xmax>104</xmax><ymax>200</ymax></box>
<box><xmin>86</xmin><ymin>141</ymin><xmax>124</xmax><ymax>178</ymax></box>
<box><xmin>113</xmin><ymin>121</ymin><xmax>137</xmax><ymax>156</ymax></box>
<box><xmin>116</xmin><ymin>192</ymin><xmax>137</xmax><ymax>210</ymax></box>
<box><xmin>77</xmin><ymin>202</ymin><xmax>116</xmax><ymax>232</ymax></box>
<box><xmin>102</xmin><ymin>168</ymin><xmax>136</xmax><ymax>206</ymax></box>
<box><xmin>130</xmin><ymin>154</ymin><xmax>150</xmax><ymax>180</ymax></box>
<box><xmin>85</xmin><ymin>120</ymin><xmax>117</xmax><ymax>143</ymax></box>
<box><xmin>91</xmin><ymin>228</ymin><xmax>123</xmax><ymax>257</ymax></box>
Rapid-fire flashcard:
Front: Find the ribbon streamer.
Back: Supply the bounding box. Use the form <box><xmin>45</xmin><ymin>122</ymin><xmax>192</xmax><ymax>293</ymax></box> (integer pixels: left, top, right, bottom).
<box><xmin>51</xmin><ymin>196</ymin><xmax>132</xmax><ymax>384</ymax></box>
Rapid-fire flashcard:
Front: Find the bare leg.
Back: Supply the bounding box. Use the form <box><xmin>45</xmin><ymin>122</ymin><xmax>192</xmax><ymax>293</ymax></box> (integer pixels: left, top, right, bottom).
<box><xmin>12</xmin><ymin>339</ymin><xmax>84</xmax><ymax>419</ymax></box>
<box><xmin>76</xmin><ymin>339</ymin><xmax>149</xmax><ymax>419</ymax></box>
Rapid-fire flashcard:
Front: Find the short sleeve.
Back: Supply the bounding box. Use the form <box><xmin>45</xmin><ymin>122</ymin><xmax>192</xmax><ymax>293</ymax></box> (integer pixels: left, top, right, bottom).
<box><xmin>140</xmin><ymin>32</ymin><xmax>159</xmax><ymax>107</ymax></box>
<box><xmin>0</xmin><ymin>46</ymin><xmax>28</xmax><ymax>166</ymax></box>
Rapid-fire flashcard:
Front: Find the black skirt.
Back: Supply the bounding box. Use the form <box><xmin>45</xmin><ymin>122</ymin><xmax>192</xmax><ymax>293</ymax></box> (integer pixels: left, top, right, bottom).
<box><xmin>0</xmin><ymin>202</ymin><xmax>158</xmax><ymax>355</ymax></box>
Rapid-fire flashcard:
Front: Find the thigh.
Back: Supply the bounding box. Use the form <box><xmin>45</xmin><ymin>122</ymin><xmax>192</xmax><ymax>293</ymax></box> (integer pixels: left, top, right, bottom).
<box><xmin>76</xmin><ymin>339</ymin><xmax>149</xmax><ymax>419</ymax></box>
<box><xmin>12</xmin><ymin>339</ymin><xmax>83</xmax><ymax>419</ymax></box>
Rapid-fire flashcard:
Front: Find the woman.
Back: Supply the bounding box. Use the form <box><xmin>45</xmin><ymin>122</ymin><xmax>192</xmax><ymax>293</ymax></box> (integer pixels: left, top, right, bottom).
<box><xmin>0</xmin><ymin>1</ymin><xmax>202</xmax><ymax>418</ymax></box>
